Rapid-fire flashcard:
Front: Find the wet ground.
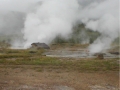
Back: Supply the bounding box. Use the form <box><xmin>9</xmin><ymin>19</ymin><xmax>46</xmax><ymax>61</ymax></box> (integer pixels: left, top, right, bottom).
<box><xmin>44</xmin><ymin>50</ymin><xmax>119</xmax><ymax>58</ymax></box>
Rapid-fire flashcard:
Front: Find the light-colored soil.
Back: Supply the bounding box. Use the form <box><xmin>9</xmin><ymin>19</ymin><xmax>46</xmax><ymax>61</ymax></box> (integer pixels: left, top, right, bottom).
<box><xmin>0</xmin><ymin>65</ymin><xmax>119</xmax><ymax>90</ymax></box>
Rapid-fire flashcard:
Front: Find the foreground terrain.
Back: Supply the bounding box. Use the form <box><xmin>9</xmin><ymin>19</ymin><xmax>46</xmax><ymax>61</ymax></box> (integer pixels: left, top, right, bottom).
<box><xmin>0</xmin><ymin>45</ymin><xmax>119</xmax><ymax>90</ymax></box>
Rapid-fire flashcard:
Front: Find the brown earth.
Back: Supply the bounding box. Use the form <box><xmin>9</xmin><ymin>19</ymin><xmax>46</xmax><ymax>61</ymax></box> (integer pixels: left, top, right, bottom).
<box><xmin>0</xmin><ymin>65</ymin><xmax>119</xmax><ymax>90</ymax></box>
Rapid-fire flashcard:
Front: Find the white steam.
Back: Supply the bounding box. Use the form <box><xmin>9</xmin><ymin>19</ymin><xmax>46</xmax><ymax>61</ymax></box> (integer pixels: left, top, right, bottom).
<box><xmin>23</xmin><ymin>0</ymin><xmax>80</xmax><ymax>48</ymax></box>
<box><xmin>79</xmin><ymin>0</ymin><xmax>119</xmax><ymax>53</ymax></box>
<box><xmin>0</xmin><ymin>0</ymin><xmax>119</xmax><ymax>53</ymax></box>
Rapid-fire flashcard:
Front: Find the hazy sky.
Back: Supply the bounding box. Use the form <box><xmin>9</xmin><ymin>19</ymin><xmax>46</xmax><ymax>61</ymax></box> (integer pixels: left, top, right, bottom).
<box><xmin>0</xmin><ymin>0</ymin><xmax>106</xmax><ymax>12</ymax></box>
<box><xmin>0</xmin><ymin>0</ymin><xmax>42</xmax><ymax>12</ymax></box>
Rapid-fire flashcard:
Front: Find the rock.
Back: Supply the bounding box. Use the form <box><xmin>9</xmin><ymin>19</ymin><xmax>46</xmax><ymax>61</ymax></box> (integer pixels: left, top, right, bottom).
<box><xmin>94</xmin><ymin>53</ymin><xmax>105</xmax><ymax>59</ymax></box>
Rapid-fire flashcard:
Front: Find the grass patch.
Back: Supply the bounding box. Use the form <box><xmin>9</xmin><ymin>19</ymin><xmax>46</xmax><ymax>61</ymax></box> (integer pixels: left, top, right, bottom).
<box><xmin>73</xmin><ymin>59</ymin><xmax>119</xmax><ymax>71</ymax></box>
<box><xmin>0</xmin><ymin>49</ymin><xmax>119</xmax><ymax>72</ymax></box>
<box><xmin>0</xmin><ymin>58</ymin><xmax>119</xmax><ymax>72</ymax></box>
<box><xmin>0</xmin><ymin>54</ymin><xmax>30</xmax><ymax>58</ymax></box>
<box><xmin>0</xmin><ymin>57</ymin><xmax>61</xmax><ymax>65</ymax></box>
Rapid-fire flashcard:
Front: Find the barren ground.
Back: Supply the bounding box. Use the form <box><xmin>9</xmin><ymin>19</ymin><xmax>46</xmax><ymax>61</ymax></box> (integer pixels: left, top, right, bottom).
<box><xmin>0</xmin><ymin>65</ymin><xmax>119</xmax><ymax>90</ymax></box>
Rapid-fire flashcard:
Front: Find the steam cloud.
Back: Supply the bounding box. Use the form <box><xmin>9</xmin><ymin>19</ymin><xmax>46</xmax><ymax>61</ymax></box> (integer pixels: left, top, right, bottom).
<box><xmin>78</xmin><ymin>0</ymin><xmax>119</xmax><ymax>53</ymax></box>
<box><xmin>23</xmin><ymin>0</ymin><xmax>80</xmax><ymax>47</ymax></box>
<box><xmin>0</xmin><ymin>0</ymin><xmax>119</xmax><ymax>53</ymax></box>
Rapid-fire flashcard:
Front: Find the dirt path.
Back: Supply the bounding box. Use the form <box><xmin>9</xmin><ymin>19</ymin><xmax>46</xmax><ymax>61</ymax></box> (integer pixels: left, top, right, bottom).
<box><xmin>0</xmin><ymin>65</ymin><xmax>119</xmax><ymax>90</ymax></box>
